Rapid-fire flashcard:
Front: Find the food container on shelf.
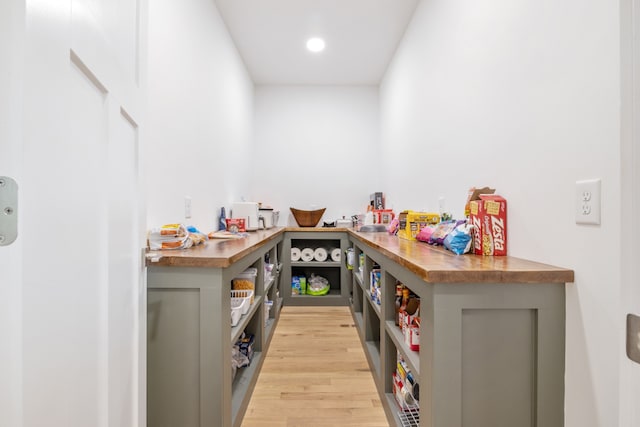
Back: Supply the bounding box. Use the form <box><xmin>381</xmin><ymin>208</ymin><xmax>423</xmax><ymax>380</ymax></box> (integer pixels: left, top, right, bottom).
<box><xmin>231</xmin><ymin>289</ymin><xmax>253</xmax><ymax>315</ymax></box>
<box><xmin>233</xmin><ymin>268</ymin><xmax>257</xmax><ymax>303</ymax></box>
<box><xmin>231</xmin><ymin>303</ymin><xmax>243</xmax><ymax>327</ymax></box>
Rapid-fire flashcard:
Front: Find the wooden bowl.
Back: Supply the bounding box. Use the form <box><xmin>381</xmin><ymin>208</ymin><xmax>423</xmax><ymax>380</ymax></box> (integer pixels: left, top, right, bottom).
<box><xmin>290</xmin><ymin>207</ymin><xmax>326</xmax><ymax>227</ymax></box>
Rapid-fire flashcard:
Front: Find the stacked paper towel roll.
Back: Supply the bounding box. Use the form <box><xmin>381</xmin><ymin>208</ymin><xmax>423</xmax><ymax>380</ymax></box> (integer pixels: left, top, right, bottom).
<box><xmin>291</xmin><ymin>247</ymin><xmax>301</xmax><ymax>262</ymax></box>
<box><xmin>330</xmin><ymin>248</ymin><xmax>341</xmax><ymax>262</ymax></box>
<box><xmin>313</xmin><ymin>247</ymin><xmax>328</xmax><ymax>262</ymax></box>
<box><xmin>300</xmin><ymin>248</ymin><xmax>315</xmax><ymax>262</ymax></box>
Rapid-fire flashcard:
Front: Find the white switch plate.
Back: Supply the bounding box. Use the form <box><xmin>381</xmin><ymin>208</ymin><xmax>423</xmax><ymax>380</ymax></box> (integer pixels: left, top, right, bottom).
<box><xmin>575</xmin><ymin>179</ymin><xmax>601</xmax><ymax>225</ymax></box>
<box><xmin>184</xmin><ymin>196</ymin><xmax>192</xmax><ymax>219</ymax></box>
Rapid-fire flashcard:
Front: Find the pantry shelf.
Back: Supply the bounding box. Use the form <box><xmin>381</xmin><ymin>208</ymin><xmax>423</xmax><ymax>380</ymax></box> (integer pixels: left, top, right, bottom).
<box><xmin>349</xmin><ymin>231</ymin><xmax>570</xmax><ymax>427</ymax></box>
<box><xmin>385</xmin><ymin>320</ymin><xmax>420</xmax><ymax>376</ymax></box>
<box><xmin>231</xmin><ymin>296</ymin><xmax>263</xmax><ymax>344</ymax></box>
<box><xmin>231</xmin><ymin>351</ymin><xmax>264</xmax><ymax>426</ymax></box>
<box><xmin>291</xmin><ymin>261</ymin><xmax>341</xmax><ymax>267</ymax></box>
<box><xmin>281</xmin><ymin>231</ymin><xmax>351</xmax><ymax>307</ymax></box>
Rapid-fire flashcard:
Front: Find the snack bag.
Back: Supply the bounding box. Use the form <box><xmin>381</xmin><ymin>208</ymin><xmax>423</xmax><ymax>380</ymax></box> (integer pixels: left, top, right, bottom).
<box><xmin>443</xmin><ymin>223</ymin><xmax>473</xmax><ymax>255</ymax></box>
<box><xmin>428</xmin><ymin>220</ymin><xmax>464</xmax><ymax>245</ymax></box>
<box><xmin>415</xmin><ymin>225</ymin><xmax>436</xmax><ymax>242</ymax></box>
<box><xmin>148</xmin><ymin>224</ymin><xmax>190</xmax><ymax>250</ymax></box>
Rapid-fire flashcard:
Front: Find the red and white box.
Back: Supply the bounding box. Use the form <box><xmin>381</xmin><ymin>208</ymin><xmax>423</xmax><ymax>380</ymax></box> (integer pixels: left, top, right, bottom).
<box><xmin>469</xmin><ymin>194</ymin><xmax>507</xmax><ymax>256</ymax></box>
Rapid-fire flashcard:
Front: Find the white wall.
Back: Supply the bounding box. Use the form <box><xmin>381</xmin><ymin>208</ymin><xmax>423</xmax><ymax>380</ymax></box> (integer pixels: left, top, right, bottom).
<box><xmin>380</xmin><ymin>0</ymin><xmax>623</xmax><ymax>426</ymax></box>
<box><xmin>251</xmin><ymin>86</ymin><xmax>380</xmax><ymax>226</ymax></box>
<box><xmin>146</xmin><ymin>0</ymin><xmax>254</xmax><ymax>231</ymax></box>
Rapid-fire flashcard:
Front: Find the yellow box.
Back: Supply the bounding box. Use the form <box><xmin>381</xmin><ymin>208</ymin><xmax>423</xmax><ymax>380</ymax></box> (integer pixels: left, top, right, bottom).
<box><xmin>397</xmin><ymin>211</ymin><xmax>440</xmax><ymax>240</ymax></box>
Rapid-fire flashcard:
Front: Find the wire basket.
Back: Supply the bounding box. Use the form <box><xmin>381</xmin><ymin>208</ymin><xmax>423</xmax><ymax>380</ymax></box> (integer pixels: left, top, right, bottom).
<box><xmin>398</xmin><ymin>407</ymin><xmax>420</xmax><ymax>427</ymax></box>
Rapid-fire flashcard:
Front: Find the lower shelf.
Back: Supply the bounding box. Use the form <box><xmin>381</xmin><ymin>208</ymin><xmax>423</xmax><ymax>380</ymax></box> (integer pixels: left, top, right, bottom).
<box><xmin>288</xmin><ymin>289</ymin><xmax>348</xmax><ymax>306</ymax></box>
<box><xmin>385</xmin><ymin>393</ymin><xmax>420</xmax><ymax>427</ymax></box>
<box><xmin>231</xmin><ymin>351</ymin><xmax>263</xmax><ymax>426</ymax></box>
<box><xmin>364</xmin><ymin>340</ymin><xmax>381</xmax><ymax>378</ymax></box>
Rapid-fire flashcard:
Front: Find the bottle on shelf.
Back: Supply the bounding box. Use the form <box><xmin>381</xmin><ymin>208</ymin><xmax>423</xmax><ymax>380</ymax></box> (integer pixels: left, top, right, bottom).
<box><xmin>398</xmin><ymin>287</ymin><xmax>411</xmax><ymax>330</ymax></box>
<box><xmin>395</xmin><ymin>282</ymin><xmax>404</xmax><ymax>326</ymax></box>
<box><xmin>218</xmin><ymin>207</ymin><xmax>226</xmax><ymax>231</ymax></box>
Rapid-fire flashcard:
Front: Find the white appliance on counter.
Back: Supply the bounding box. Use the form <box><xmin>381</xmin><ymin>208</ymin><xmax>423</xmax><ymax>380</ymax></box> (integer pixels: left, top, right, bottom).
<box><xmin>231</xmin><ymin>202</ymin><xmax>261</xmax><ymax>231</ymax></box>
<box><xmin>259</xmin><ymin>207</ymin><xmax>275</xmax><ymax>229</ymax></box>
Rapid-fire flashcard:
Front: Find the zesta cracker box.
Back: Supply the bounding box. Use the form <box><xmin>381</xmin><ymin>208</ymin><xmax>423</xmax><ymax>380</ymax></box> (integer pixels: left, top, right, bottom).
<box><xmin>469</xmin><ymin>195</ymin><xmax>507</xmax><ymax>256</ymax></box>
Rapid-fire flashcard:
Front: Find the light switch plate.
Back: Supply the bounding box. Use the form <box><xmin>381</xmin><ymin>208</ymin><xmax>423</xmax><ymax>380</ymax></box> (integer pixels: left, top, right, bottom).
<box><xmin>627</xmin><ymin>314</ymin><xmax>640</xmax><ymax>365</ymax></box>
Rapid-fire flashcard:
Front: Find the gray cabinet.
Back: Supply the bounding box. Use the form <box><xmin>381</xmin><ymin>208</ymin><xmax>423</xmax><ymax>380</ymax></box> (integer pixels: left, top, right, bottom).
<box><xmin>350</xmin><ymin>237</ymin><xmax>566</xmax><ymax>427</ymax></box>
<box><xmin>147</xmin><ymin>237</ymin><xmax>283</xmax><ymax>427</ymax></box>
<box><xmin>280</xmin><ymin>231</ymin><xmax>351</xmax><ymax>306</ymax></box>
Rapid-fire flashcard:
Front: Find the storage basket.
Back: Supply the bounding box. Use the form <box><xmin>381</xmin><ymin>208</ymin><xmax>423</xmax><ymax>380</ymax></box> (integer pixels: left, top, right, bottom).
<box><xmin>231</xmin><ymin>289</ymin><xmax>253</xmax><ymax>315</ymax></box>
<box><xmin>233</xmin><ymin>268</ymin><xmax>257</xmax><ymax>303</ymax></box>
<box><xmin>231</xmin><ymin>303</ymin><xmax>243</xmax><ymax>327</ymax></box>
<box><xmin>290</xmin><ymin>207</ymin><xmax>326</xmax><ymax>227</ymax></box>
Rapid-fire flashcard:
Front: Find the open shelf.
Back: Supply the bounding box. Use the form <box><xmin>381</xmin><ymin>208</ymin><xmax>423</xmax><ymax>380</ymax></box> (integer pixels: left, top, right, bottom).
<box><xmin>385</xmin><ymin>393</ymin><xmax>419</xmax><ymax>427</ymax></box>
<box><xmin>366</xmin><ymin>293</ymin><xmax>382</xmax><ymax>317</ymax></box>
<box><xmin>264</xmin><ymin>276</ymin><xmax>276</xmax><ymax>294</ymax></box>
<box><xmin>292</xmin><ymin>261</ymin><xmax>341</xmax><ymax>267</ymax></box>
<box><xmin>231</xmin><ymin>297</ymin><xmax>264</xmax><ymax>344</ymax></box>
<box><xmin>231</xmin><ymin>351</ymin><xmax>263</xmax><ymax>426</ymax></box>
<box><xmin>385</xmin><ymin>320</ymin><xmax>420</xmax><ymax>376</ymax></box>
<box><xmin>365</xmin><ymin>340</ymin><xmax>381</xmax><ymax>377</ymax></box>
<box><xmin>354</xmin><ymin>270</ymin><xmax>363</xmax><ymax>287</ymax></box>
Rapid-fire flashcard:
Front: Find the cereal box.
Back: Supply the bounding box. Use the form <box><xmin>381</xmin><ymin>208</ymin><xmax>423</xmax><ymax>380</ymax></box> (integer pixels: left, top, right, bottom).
<box><xmin>470</xmin><ymin>195</ymin><xmax>507</xmax><ymax>256</ymax></box>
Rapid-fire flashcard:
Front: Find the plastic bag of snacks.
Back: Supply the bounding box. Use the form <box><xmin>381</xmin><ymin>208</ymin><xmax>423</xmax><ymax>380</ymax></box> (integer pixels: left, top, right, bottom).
<box><xmin>415</xmin><ymin>225</ymin><xmax>436</xmax><ymax>243</ymax></box>
<box><xmin>428</xmin><ymin>220</ymin><xmax>465</xmax><ymax>245</ymax></box>
<box><xmin>306</xmin><ymin>274</ymin><xmax>330</xmax><ymax>296</ymax></box>
<box><xmin>443</xmin><ymin>223</ymin><xmax>473</xmax><ymax>255</ymax></box>
<box><xmin>148</xmin><ymin>224</ymin><xmax>191</xmax><ymax>250</ymax></box>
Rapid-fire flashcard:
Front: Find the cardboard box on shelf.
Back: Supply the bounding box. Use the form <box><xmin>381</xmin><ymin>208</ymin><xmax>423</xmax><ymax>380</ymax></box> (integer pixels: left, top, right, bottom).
<box><xmin>397</xmin><ymin>210</ymin><xmax>440</xmax><ymax>241</ymax></box>
<box><xmin>469</xmin><ymin>194</ymin><xmax>507</xmax><ymax>256</ymax></box>
<box><xmin>370</xmin><ymin>192</ymin><xmax>385</xmax><ymax>210</ymax></box>
<box><xmin>464</xmin><ymin>186</ymin><xmax>495</xmax><ymax>218</ymax></box>
<box><xmin>373</xmin><ymin>209</ymin><xmax>395</xmax><ymax>225</ymax></box>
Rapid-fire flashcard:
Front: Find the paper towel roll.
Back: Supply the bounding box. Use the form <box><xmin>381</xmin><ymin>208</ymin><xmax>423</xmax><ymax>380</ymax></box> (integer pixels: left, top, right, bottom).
<box><xmin>291</xmin><ymin>247</ymin><xmax>301</xmax><ymax>262</ymax></box>
<box><xmin>314</xmin><ymin>247</ymin><xmax>328</xmax><ymax>262</ymax></box>
<box><xmin>330</xmin><ymin>248</ymin><xmax>341</xmax><ymax>262</ymax></box>
<box><xmin>300</xmin><ymin>248</ymin><xmax>315</xmax><ymax>262</ymax></box>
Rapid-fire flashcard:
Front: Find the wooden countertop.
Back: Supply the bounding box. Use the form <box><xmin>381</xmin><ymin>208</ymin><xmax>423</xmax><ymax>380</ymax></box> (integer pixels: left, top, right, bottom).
<box><xmin>146</xmin><ymin>226</ymin><xmax>574</xmax><ymax>284</ymax></box>
<box><xmin>146</xmin><ymin>228</ymin><xmax>285</xmax><ymax>268</ymax></box>
<box><xmin>349</xmin><ymin>231</ymin><xmax>574</xmax><ymax>284</ymax></box>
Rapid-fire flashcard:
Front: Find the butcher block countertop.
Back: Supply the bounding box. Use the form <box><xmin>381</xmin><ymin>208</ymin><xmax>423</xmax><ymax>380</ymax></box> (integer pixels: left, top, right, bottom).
<box><xmin>146</xmin><ymin>227</ymin><xmax>285</xmax><ymax>268</ymax></box>
<box><xmin>147</xmin><ymin>227</ymin><xmax>574</xmax><ymax>284</ymax></box>
<box><xmin>349</xmin><ymin>231</ymin><xmax>574</xmax><ymax>284</ymax></box>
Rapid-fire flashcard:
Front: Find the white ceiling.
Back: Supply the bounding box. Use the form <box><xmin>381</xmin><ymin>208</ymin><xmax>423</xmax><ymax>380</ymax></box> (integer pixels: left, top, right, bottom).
<box><xmin>214</xmin><ymin>0</ymin><xmax>420</xmax><ymax>86</ymax></box>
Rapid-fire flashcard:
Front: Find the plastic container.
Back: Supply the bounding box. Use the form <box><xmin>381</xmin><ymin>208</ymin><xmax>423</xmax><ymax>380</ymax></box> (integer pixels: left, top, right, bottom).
<box><xmin>231</xmin><ymin>303</ymin><xmax>243</xmax><ymax>327</ymax></box>
<box><xmin>233</xmin><ymin>268</ymin><xmax>257</xmax><ymax>303</ymax></box>
<box><xmin>231</xmin><ymin>289</ymin><xmax>253</xmax><ymax>315</ymax></box>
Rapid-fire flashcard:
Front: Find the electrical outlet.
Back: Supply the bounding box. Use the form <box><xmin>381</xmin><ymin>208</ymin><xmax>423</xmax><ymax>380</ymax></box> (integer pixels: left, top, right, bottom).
<box><xmin>627</xmin><ymin>314</ymin><xmax>640</xmax><ymax>364</ymax></box>
<box><xmin>184</xmin><ymin>196</ymin><xmax>192</xmax><ymax>219</ymax></box>
<box><xmin>575</xmin><ymin>179</ymin><xmax>601</xmax><ymax>225</ymax></box>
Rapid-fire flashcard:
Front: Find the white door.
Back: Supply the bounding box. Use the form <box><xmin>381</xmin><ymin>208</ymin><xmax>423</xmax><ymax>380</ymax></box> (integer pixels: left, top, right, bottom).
<box><xmin>0</xmin><ymin>0</ymin><xmax>25</xmax><ymax>425</ymax></box>
<box><xmin>0</xmin><ymin>0</ymin><xmax>147</xmax><ymax>426</ymax></box>
<box><xmin>621</xmin><ymin>1</ymin><xmax>640</xmax><ymax>425</ymax></box>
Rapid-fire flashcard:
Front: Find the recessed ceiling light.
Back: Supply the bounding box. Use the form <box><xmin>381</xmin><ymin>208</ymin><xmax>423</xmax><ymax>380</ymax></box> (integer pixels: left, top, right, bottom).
<box><xmin>306</xmin><ymin>37</ymin><xmax>325</xmax><ymax>53</ymax></box>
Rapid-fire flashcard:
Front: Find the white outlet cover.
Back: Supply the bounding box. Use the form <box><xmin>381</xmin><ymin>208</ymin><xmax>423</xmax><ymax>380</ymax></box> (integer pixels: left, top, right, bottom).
<box><xmin>575</xmin><ymin>179</ymin><xmax>601</xmax><ymax>225</ymax></box>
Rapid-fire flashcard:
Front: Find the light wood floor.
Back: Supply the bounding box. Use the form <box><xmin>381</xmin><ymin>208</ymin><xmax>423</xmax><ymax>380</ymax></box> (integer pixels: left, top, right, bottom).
<box><xmin>241</xmin><ymin>306</ymin><xmax>389</xmax><ymax>427</ymax></box>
